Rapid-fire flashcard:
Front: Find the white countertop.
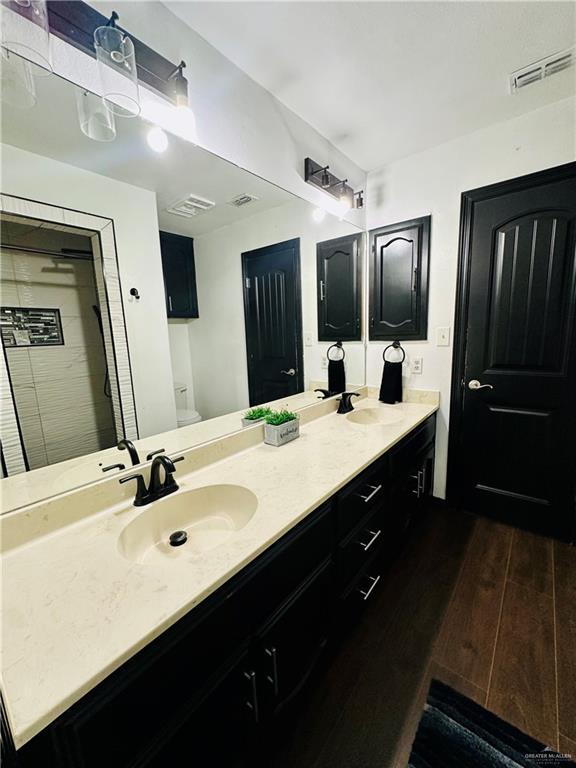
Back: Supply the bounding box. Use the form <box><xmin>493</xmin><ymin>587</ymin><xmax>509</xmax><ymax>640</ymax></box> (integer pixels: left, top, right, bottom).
<box><xmin>1</xmin><ymin>397</ymin><xmax>437</xmax><ymax>749</ymax></box>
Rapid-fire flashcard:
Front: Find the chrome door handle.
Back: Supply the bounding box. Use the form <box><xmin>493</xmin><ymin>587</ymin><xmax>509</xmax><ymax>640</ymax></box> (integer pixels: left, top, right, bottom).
<box><xmin>280</xmin><ymin>368</ymin><xmax>296</xmax><ymax>376</ymax></box>
<box><xmin>265</xmin><ymin>646</ymin><xmax>279</xmax><ymax>696</ymax></box>
<box><xmin>468</xmin><ymin>379</ymin><xmax>493</xmax><ymax>391</ymax></box>
<box><xmin>358</xmin><ymin>528</ymin><xmax>382</xmax><ymax>552</ymax></box>
<box><xmin>358</xmin><ymin>574</ymin><xmax>381</xmax><ymax>601</ymax></box>
<box><xmin>356</xmin><ymin>483</ymin><xmax>382</xmax><ymax>503</ymax></box>
<box><xmin>243</xmin><ymin>670</ymin><xmax>259</xmax><ymax>723</ymax></box>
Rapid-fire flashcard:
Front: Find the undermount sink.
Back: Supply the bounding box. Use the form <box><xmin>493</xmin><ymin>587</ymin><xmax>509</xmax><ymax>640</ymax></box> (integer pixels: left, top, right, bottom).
<box><xmin>118</xmin><ymin>485</ymin><xmax>258</xmax><ymax>564</ymax></box>
<box><xmin>347</xmin><ymin>407</ymin><xmax>404</xmax><ymax>426</ymax></box>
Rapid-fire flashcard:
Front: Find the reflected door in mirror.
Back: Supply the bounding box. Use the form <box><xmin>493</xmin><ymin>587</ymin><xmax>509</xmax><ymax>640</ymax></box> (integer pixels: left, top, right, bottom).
<box><xmin>242</xmin><ymin>239</ymin><xmax>303</xmax><ymax>406</ymax></box>
<box><xmin>317</xmin><ymin>234</ymin><xmax>362</xmax><ymax>341</ymax></box>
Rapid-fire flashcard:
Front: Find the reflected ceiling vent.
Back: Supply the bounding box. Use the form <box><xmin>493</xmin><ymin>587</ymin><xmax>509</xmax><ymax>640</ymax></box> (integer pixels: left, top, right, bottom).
<box><xmin>509</xmin><ymin>48</ymin><xmax>574</xmax><ymax>93</ymax></box>
<box><xmin>166</xmin><ymin>194</ymin><xmax>215</xmax><ymax>218</ymax></box>
<box><xmin>228</xmin><ymin>193</ymin><xmax>259</xmax><ymax>208</ymax></box>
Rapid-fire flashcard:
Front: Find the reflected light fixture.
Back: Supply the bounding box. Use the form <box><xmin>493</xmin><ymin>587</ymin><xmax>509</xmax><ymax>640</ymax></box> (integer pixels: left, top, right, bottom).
<box><xmin>168</xmin><ymin>60</ymin><xmax>188</xmax><ymax>108</ymax></box>
<box><xmin>147</xmin><ymin>125</ymin><xmax>168</xmax><ymax>153</ymax></box>
<box><xmin>94</xmin><ymin>11</ymin><xmax>140</xmax><ymax>118</ymax></box>
<box><xmin>0</xmin><ymin>0</ymin><xmax>52</xmax><ymax>75</ymax></box>
<box><xmin>312</xmin><ymin>208</ymin><xmax>326</xmax><ymax>223</ymax></box>
<box><xmin>77</xmin><ymin>89</ymin><xmax>116</xmax><ymax>142</ymax></box>
<box><xmin>0</xmin><ymin>48</ymin><xmax>36</xmax><ymax>108</ymax></box>
<box><xmin>354</xmin><ymin>190</ymin><xmax>364</xmax><ymax>210</ymax></box>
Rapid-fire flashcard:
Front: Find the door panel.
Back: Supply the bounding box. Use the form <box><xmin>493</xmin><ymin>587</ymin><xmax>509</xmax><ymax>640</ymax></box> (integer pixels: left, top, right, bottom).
<box><xmin>450</xmin><ymin>164</ymin><xmax>576</xmax><ymax>541</ymax></box>
<box><xmin>242</xmin><ymin>239</ymin><xmax>303</xmax><ymax>405</ymax></box>
<box><xmin>317</xmin><ymin>234</ymin><xmax>361</xmax><ymax>341</ymax></box>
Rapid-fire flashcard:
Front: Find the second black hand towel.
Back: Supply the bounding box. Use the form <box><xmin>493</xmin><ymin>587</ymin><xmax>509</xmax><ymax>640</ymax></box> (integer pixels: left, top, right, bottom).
<box><xmin>328</xmin><ymin>358</ymin><xmax>346</xmax><ymax>395</ymax></box>
<box><xmin>379</xmin><ymin>360</ymin><xmax>403</xmax><ymax>404</ymax></box>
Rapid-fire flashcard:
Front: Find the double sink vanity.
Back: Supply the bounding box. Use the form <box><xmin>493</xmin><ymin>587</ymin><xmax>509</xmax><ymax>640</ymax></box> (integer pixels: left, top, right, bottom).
<box><xmin>2</xmin><ymin>390</ymin><xmax>438</xmax><ymax>767</ymax></box>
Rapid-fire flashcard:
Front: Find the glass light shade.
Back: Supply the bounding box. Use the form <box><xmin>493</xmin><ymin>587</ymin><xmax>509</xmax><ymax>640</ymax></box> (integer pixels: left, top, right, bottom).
<box><xmin>0</xmin><ymin>47</ymin><xmax>36</xmax><ymax>107</ymax></box>
<box><xmin>0</xmin><ymin>0</ymin><xmax>52</xmax><ymax>75</ymax></box>
<box><xmin>93</xmin><ymin>25</ymin><xmax>140</xmax><ymax>118</ymax></box>
<box><xmin>76</xmin><ymin>89</ymin><xmax>116</xmax><ymax>142</ymax></box>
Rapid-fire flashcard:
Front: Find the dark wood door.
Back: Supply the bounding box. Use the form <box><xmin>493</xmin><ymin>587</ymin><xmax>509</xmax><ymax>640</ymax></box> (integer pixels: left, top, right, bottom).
<box><xmin>317</xmin><ymin>234</ymin><xmax>362</xmax><ymax>341</ymax></box>
<box><xmin>450</xmin><ymin>163</ymin><xmax>576</xmax><ymax>541</ymax></box>
<box><xmin>159</xmin><ymin>230</ymin><xmax>198</xmax><ymax>318</ymax></box>
<box><xmin>242</xmin><ymin>239</ymin><xmax>303</xmax><ymax>406</ymax></box>
<box><xmin>369</xmin><ymin>216</ymin><xmax>430</xmax><ymax>341</ymax></box>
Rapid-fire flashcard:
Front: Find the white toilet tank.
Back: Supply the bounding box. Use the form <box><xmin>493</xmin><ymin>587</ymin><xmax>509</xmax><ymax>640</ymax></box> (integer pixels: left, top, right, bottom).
<box><xmin>173</xmin><ymin>382</ymin><xmax>202</xmax><ymax>427</ymax></box>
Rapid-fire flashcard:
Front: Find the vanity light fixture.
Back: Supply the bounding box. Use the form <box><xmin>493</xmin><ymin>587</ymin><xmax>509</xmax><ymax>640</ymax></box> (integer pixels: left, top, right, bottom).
<box><xmin>94</xmin><ymin>11</ymin><xmax>140</xmax><ymax>118</ymax></box>
<box><xmin>168</xmin><ymin>60</ymin><xmax>188</xmax><ymax>108</ymax></box>
<box><xmin>0</xmin><ymin>0</ymin><xmax>52</xmax><ymax>74</ymax></box>
<box><xmin>0</xmin><ymin>48</ymin><xmax>36</xmax><ymax>108</ymax></box>
<box><xmin>147</xmin><ymin>125</ymin><xmax>169</xmax><ymax>153</ymax></box>
<box><xmin>354</xmin><ymin>190</ymin><xmax>364</xmax><ymax>210</ymax></box>
<box><xmin>76</xmin><ymin>89</ymin><xmax>116</xmax><ymax>142</ymax></box>
<box><xmin>304</xmin><ymin>157</ymin><xmax>355</xmax><ymax>210</ymax></box>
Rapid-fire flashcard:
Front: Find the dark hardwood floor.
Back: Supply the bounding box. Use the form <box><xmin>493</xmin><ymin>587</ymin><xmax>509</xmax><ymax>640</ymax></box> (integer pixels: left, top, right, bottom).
<box><xmin>264</xmin><ymin>507</ymin><xmax>575</xmax><ymax>767</ymax></box>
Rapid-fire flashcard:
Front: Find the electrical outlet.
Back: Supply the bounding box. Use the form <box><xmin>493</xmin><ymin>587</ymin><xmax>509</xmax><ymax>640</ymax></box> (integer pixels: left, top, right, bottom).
<box><xmin>436</xmin><ymin>326</ymin><xmax>451</xmax><ymax>346</ymax></box>
<box><xmin>410</xmin><ymin>356</ymin><xmax>423</xmax><ymax>375</ymax></box>
<box><xmin>320</xmin><ymin>356</ymin><xmax>328</xmax><ymax>370</ymax></box>
<box><xmin>304</xmin><ymin>332</ymin><xmax>313</xmax><ymax>347</ymax></box>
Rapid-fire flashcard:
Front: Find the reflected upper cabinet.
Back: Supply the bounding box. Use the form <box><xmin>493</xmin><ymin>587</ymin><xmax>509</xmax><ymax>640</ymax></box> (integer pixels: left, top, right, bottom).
<box><xmin>159</xmin><ymin>231</ymin><xmax>199</xmax><ymax>318</ymax></box>
<box><xmin>316</xmin><ymin>234</ymin><xmax>362</xmax><ymax>341</ymax></box>
<box><xmin>369</xmin><ymin>216</ymin><xmax>430</xmax><ymax>341</ymax></box>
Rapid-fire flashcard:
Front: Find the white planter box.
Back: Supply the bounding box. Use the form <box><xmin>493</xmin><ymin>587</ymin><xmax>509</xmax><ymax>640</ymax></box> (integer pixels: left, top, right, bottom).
<box><xmin>241</xmin><ymin>416</ymin><xmax>266</xmax><ymax>428</ymax></box>
<box><xmin>264</xmin><ymin>417</ymin><xmax>300</xmax><ymax>446</ymax></box>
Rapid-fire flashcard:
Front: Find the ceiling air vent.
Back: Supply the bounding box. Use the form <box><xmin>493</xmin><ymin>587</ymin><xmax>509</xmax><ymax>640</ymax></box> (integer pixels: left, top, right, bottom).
<box><xmin>166</xmin><ymin>194</ymin><xmax>215</xmax><ymax>218</ymax></box>
<box><xmin>509</xmin><ymin>48</ymin><xmax>574</xmax><ymax>93</ymax></box>
<box><xmin>228</xmin><ymin>193</ymin><xmax>259</xmax><ymax>208</ymax></box>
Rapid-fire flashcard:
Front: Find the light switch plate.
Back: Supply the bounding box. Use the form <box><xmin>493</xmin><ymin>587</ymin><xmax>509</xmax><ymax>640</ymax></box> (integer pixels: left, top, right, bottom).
<box><xmin>436</xmin><ymin>326</ymin><xmax>451</xmax><ymax>346</ymax></box>
<box><xmin>410</xmin><ymin>356</ymin><xmax>423</xmax><ymax>375</ymax></box>
<box><xmin>304</xmin><ymin>332</ymin><xmax>313</xmax><ymax>347</ymax></box>
<box><xmin>320</xmin><ymin>356</ymin><xmax>328</xmax><ymax>370</ymax></box>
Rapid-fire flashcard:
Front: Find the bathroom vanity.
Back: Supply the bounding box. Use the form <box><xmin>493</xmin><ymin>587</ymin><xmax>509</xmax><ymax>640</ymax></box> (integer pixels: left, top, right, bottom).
<box><xmin>4</xmin><ymin>400</ymin><xmax>436</xmax><ymax>768</ymax></box>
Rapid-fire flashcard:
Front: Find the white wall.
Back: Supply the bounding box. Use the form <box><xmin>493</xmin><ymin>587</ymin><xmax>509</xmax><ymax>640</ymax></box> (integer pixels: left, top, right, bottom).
<box><xmin>1</xmin><ymin>144</ymin><xmax>177</xmax><ymax>438</ymax></box>
<box><xmin>366</xmin><ymin>97</ymin><xmax>576</xmax><ymax>498</ymax></box>
<box><xmin>189</xmin><ymin>199</ymin><xmax>363</xmax><ymax>419</ymax></box>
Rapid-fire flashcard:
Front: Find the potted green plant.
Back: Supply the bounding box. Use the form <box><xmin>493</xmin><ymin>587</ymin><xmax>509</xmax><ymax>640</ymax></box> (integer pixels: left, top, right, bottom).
<box><xmin>264</xmin><ymin>409</ymin><xmax>300</xmax><ymax>446</ymax></box>
<box><xmin>241</xmin><ymin>406</ymin><xmax>272</xmax><ymax>428</ymax></box>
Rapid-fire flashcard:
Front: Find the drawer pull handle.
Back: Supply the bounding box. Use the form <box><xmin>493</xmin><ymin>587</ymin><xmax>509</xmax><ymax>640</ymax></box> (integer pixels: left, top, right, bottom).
<box><xmin>358</xmin><ymin>574</ymin><xmax>381</xmax><ymax>601</ymax></box>
<box><xmin>410</xmin><ymin>470</ymin><xmax>425</xmax><ymax>498</ymax></box>
<box><xmin>244</xmin><ymin>670</ymin><xmax>259</xmax><ymax>723</ymax></box>
<box><xmin>265</xmin><ymin>646</ymin><xmax>279</xmax><ymax>697</ymax></box>
<box><xmin>357</xmin><ymin>484</ymin><xmax>382</xmax><ymax>503</ymax></box>
<box><xmin>358</xmin><ymin>528</ymin><xmax>382</xmax><ymax>551</ymax></box>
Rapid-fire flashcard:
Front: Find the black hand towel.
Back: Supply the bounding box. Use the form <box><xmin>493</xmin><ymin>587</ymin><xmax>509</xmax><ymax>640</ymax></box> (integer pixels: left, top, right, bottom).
<box><xmin>328</xmin><ymin>358</ymin><xmax>346</xmax><ymax>395</ymax></box>
<box><xmin>379</xmin><ymin>360</ymin><xmax>403</xmax><ymax>404</ymax></box>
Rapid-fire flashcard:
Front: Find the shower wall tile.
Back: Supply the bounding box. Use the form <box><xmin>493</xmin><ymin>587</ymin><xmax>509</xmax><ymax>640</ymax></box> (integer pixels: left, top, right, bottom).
<box><xmin>45</xmin><ymin>427</ymin><xmax>116</xmax><ymax>466</ymax></box>
<box><xmin>9</xmin><ymin>251</ymin><xmax>96</xmax><ymax>288</ymax></box>
<box><xmin>14</xmin><ymin>284</ymin><xmax>97</xmax><ymax>317</ymax></box>
<box><xmin>5</xmin><ymin>349</ymin><xmax>33</xmax><ymax>385</ymax></box>
<box><xmin>1</xmin><ymin>280</ymin><xmax>20</xmax><ymax>305</ymax></box>
<box><xmin>30</xmin><ymin>346</ymin><xmax>106</xmax><ymax>382</ymax></box>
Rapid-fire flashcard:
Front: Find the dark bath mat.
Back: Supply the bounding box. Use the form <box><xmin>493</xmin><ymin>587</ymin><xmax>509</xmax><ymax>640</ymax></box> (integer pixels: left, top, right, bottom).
<box><xmin>408</xmin><ymin>679</ymin><xmax>575</xmax><ymax>767</ymax></box>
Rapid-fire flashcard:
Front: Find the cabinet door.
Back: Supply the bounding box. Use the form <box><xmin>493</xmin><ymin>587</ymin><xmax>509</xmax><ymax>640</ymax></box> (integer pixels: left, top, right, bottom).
<box><xmin>369</xmin><ymin>216</ymin><xmax>430</xmax><ymax>341</ymax></box>
<box><xmin>159</xmin><ymin>230</ymin><xmax>199</xmax><ymax>318</ymax></box>
<box><xmin>317</xmin><ymin>234</ymin><xmax>362</xmax><ymax>341</ymax></box>
<box><xmin>146</xmin><ymin>652</ymin><xmax>258</xmax><ymax>768</ymax></box>
<box><xmin>256</xmin><ymin>561</ymin><xmax>334</xmax><ymax>718</ymax></box>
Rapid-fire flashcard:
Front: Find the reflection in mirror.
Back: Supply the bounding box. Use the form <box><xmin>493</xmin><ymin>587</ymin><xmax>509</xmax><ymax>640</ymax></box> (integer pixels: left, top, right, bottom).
<box><xmin>0</xmin><ymin>69</ymin><xmax>365</xmax><ymax>510</ymax></box>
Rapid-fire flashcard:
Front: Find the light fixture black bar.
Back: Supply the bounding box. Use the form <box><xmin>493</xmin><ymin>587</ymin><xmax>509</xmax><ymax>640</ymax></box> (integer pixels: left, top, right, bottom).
<box><xmin>41</xmin><ymin>1</ymin><xmax>188</xmax><ymax>106</ymax></box>
<box><xmin>304</xmin><ymin>157</ymin><xmax>354</xmax><ymax>207</ymax></box>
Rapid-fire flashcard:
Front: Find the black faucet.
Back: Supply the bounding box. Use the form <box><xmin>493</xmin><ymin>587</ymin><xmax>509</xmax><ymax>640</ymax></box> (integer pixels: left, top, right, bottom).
<box><xmin>117</xmin><ymin>439</ymin><xmax>140</xmax><ymax>466</ymax></box>
<box><xmin>314</xmin><ymin>388</ymin><xmax>332</xmax><ymax>399</ymax></box>
<box><xmin>337</xmin><ymin>392</ymin><xmax>360</xmax><ymax>414</ymax></box>
<box><xmin>120</xmin><ymin>454</ymin><xmax>184</xmax><ymax>506</ymax></box>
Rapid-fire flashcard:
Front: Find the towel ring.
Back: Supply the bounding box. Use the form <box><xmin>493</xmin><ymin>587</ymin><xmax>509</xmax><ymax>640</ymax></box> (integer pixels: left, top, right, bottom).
<box><xmin>327</xmin><ymin>342</ymin><xmax>345</xmax><ymax>361</ymax></box>
<box><xmin>383</xmin><ymin>341</ymin><xmax>405</xmax><ymax>363</ymax></box>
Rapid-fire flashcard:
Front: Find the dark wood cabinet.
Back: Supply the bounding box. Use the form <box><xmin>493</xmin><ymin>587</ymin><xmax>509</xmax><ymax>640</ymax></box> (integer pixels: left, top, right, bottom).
<box><xmin>369</xmin><ymin>216</ymin><xmax>430</xmax><ymax>341</ymax></box>
<box><xmin>13</xmin><ymin>417</ymin><xmax>436</xmax><ymax>768</ymax></box>
<box><xmin>159</xmin><ymin>230</ymin><xmax>199</xmax><ymax>318</ymax></box>
<box><xmin>317</xmin><ymin>234</ymin><xmax>362</xmax><ymax>341</ymax></box>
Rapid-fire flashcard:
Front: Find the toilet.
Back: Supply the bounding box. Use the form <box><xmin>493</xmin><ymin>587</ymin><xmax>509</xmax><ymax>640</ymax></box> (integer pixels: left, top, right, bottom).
<box><xmin>173</xmin><ymin>382</ymin><xmax>202</xmax><ymax>428</ymax></box>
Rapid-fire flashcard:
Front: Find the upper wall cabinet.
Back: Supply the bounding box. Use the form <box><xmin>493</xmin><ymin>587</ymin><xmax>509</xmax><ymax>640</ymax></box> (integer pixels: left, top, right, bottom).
<box><xmin>317</xmin><ymin>234</ymin><xmax>362</xmax><ymax>342</ymax></box>
<box><xmin>369</xmin><ymin>216</ymin><xmax>430</xmax><ymax>341</ymax></box>
<box><xmin>159</xmin><ymin>231</ymin><xmax>199</xmax><ymax>319</ymax></box>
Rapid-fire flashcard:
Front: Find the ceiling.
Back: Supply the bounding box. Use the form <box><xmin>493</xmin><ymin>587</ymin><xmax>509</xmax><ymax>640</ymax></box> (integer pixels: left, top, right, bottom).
<box><xmin>1</xmin><ymin>71</ymin><xmax>296</xmax><ymax>237</ymax></box>
<box><xmin>167</xmin><ymin>1</ymin><xmax>576</xmax><ymax>171</ymax></box>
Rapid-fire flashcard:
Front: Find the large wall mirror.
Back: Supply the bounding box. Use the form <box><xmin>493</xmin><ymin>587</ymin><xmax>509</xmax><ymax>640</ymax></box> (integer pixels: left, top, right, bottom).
<box><xmin>0</xmin><ymin>69</ymin><xmax>366</xmax><ymax>510</ymax></box>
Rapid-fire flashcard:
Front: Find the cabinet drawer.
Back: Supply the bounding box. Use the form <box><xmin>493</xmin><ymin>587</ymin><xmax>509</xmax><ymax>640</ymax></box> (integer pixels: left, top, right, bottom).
<box><xmin>336</xmin><ymin>458</ymin><xmax>387</xmax><ymax>540</ymax></box>
<box><xmin>389</xmin><ymin>415</ymin><xmax>435</xmax><ymax>478</ymax></box>
<box><xmin>338</xmin><ymin>503</ymin><xmax>386</xmax><ymax>591</ymax></box>
<box><xmin>340</xmin><ymin>561</ymin><xmax>384</xmax><ymax>623</ymax></box>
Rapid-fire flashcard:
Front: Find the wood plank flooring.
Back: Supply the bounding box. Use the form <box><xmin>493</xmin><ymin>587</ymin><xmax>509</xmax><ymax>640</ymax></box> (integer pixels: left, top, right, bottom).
<box><xmin>263</xmin><ymin>508</ymin><xmax>575</xmax><ymax>768</ymax></box>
